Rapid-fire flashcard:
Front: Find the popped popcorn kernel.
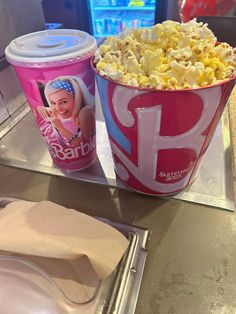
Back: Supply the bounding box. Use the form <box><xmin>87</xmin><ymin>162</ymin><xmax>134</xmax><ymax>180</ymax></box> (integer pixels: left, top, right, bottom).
<box><xmin>95</xmin><ymin>19</ymin><xmax>236</xmax><ymax>90</ymax></box>
<box><xmin>138</xmin><ymin>75</ymin><xmax>149</xmax><ymax>87</ymax></box>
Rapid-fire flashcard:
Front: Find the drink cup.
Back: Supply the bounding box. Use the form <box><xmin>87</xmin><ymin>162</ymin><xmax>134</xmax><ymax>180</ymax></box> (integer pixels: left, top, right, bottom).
<box><xmin>94</xmin><ymin>63</ymin><xmax>236</xmax><ymax>196</ymax></box>
<box><xmin>5</xmin><ymin>29</ymin><xmax>97</xmax><ymax>171</ymax></box>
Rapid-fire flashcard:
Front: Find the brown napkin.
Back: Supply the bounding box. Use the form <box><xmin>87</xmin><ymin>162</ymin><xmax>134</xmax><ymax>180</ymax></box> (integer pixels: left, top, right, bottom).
<box><xmin>0</xmin><ymin>200</ymin><xmax>129</xmax><ymax>303</ymax></box>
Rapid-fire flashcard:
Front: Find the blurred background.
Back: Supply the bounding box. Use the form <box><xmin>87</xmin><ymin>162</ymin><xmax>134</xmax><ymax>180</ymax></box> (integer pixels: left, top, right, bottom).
<box><xmin>41</xmin><ymin>0</ymin><xmax>236</xmax><ymax>38</ymax></box>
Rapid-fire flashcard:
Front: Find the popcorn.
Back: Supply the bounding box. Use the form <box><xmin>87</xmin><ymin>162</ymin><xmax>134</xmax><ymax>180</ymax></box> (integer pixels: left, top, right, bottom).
<box><xmin>94</xmin><ymin>19</ymin><xmax>236</xmax><ymax>90</ymax></box>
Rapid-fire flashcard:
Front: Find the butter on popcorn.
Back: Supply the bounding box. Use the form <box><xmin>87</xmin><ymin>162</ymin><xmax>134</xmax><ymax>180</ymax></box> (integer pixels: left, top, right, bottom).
<box><xmin>94</xmin><ymin>19</ymin><xmax>236</xmax><ymax>90</ymax></box>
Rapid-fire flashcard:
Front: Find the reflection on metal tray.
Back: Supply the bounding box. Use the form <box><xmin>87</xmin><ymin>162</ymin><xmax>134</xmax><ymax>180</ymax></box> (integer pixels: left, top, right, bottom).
<box><xmin>0</xmin><ymin>101</ymin><xmax>235</xmax><ymax>211</ymax></box>
<box><xmin>0</xmin><ymin>197</ymin><xmax>149</xmax><ymax>314</ymax></box>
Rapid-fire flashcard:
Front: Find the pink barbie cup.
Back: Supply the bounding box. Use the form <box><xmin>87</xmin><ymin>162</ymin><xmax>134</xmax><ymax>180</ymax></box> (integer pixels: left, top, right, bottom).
<box><xmin>94</xmin><ymin>65</ymin><xmax>236</xmax><ymax>196</ymax></box>
<box><xmin>5</xmin><ymin>29</ymin><xmax>97</xmax><ymax>171</ymax></box>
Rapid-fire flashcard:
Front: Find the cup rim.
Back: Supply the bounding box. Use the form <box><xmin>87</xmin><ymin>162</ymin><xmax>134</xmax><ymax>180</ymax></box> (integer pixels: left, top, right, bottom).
<box><xmin>5</xmin><ymin>30</ymin><xmax>97</xmax><ymax>68</ymax></box>
<box><xmin>91</xmin><ymin>57</ymin><xmax>236</xmax><ymax>92</ymax></box>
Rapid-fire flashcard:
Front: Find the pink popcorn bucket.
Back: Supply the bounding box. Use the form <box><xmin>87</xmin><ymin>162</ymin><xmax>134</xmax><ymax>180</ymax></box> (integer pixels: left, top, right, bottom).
<box><xmin>5</xmin><ymin>30</ymin><xmax>97</xmax><ymax>171</ymax></box>
<box><xmin>94</xmin><ymin>65</ymin><xmax>236</xmax><ymax>196</ymax></box>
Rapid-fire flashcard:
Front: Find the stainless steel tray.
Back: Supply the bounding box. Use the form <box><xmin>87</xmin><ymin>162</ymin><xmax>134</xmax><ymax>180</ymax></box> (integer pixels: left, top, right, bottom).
<box><xmin>0</xmin><ymin>102</ymin><xmax>235</xmax><ymax>211</ymax></box>
<box><xmin>0</xmin><ymin>197</ymin><xmax>149</xmax><ymax>314</ymax></box>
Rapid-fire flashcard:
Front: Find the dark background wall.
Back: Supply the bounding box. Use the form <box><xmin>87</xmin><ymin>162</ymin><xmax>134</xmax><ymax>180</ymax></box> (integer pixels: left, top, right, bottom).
<box><xmin>42</xmin><ymin>0</ymin><xmax>92</xmax><ymax>33</ymax></box>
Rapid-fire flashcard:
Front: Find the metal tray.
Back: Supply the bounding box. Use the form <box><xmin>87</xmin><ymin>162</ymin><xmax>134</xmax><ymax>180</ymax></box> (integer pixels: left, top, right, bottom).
<box><xmin>0</xmin><ymin>197</ymin><xmax>149</xmax><ymax>314</ymax></box>
<box><xmin>0</xmin><ymin>101</ymin><xmax>235</xmax><ymax>211</ymax></box>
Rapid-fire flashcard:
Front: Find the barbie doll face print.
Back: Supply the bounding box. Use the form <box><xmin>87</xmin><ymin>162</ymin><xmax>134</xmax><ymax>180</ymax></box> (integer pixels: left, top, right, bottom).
<box><xmin>37</xmin><ymin>75</ymin><xmax>96</xmax><ymax>170</ymax></box>
<box><xmin>47</xmin><ymin>80</ymin><xmax>77</xmax><ymax>120</ymax></box>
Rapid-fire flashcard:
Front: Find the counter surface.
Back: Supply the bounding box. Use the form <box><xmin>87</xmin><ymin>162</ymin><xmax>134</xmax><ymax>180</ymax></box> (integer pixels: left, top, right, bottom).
<box><xmin>0</xmin><ymin>89</ymin><xmax>236</xmax><ymax>313</ymax></box>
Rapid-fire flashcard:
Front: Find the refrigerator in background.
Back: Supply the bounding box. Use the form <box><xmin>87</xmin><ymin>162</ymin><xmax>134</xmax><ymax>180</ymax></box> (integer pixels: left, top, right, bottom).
<box><xmin>41</xmin><ymin>0</ymin><xmax>172</xmax><ymax>38</ymax></box>
<box><xmin>89</xmin><ymin>0</ymin><xmax>167</xmax><ymax>37</ymax></box>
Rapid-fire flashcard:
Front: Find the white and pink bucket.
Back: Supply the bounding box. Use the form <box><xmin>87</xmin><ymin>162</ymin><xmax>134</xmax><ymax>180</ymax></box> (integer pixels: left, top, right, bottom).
<box><xmin>5</xmin><ymin>29</ymin><xmax>97</xmax><ymax>171</ymax></box>
<box><xmin>94</xmin><ymin>66</ymin><xmax>236</xmax><ymax>196</ymax></box>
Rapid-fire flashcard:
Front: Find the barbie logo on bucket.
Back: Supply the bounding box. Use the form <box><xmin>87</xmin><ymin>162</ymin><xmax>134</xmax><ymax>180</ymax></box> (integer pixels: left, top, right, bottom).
<box><xmin>96</xmin><ymin>76</ymin><xmax>232</xmax><ymax>195</ymax></box>
<box><xmin>38</xmin><ymin>76</ymin><xmax>96</xmax><ymax>170</ymax></box>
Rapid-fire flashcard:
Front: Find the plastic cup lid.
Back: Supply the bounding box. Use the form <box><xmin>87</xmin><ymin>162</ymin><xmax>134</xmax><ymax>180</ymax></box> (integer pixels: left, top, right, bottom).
<box><xmin>5</xmin><ymin>29</ymin><xmax>97</xmax><ymax>67</ymax></box>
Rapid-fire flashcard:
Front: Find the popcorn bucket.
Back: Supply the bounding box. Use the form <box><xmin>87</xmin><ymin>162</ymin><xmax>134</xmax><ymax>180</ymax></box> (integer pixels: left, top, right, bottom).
<box><xmin>5</xmin><ymin>30</ymin><xmax>97</xmax><ymax>171</ymax></box>
<box><xmin>95</xmin><ymin>68</ymin><xmax>236</xmax><ymax>196</ymax></box>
